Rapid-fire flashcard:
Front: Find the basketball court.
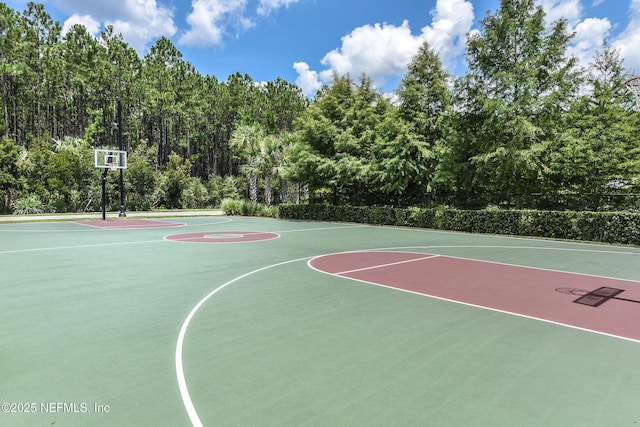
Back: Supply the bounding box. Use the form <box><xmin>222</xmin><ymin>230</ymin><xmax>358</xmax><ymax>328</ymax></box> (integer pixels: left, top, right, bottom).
<box><xmin>1</xmin><ymin>215</ymin><xmax>639</xmax><ymax>426</ymax></box>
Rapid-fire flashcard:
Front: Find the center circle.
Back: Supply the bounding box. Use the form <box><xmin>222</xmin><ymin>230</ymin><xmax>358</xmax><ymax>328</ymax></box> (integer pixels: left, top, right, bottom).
<box><xmin>204</xmin><ymin>233</ymin><xmax>245</xmax><ymax>239</ymax></box>
<box><xmin>165</xmin><ymin>230</ymin><xmax>280</xmax><ymax>243</ymax></box>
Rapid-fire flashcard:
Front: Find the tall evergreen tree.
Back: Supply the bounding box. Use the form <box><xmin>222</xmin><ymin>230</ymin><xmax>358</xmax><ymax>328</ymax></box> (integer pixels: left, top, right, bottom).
<box><xmin>397</xmin><ymin>40</ymin><xmax>451</xmax><ymax>141</ymax></box>
<box><xmin>58</xmin><ymin>24</ymin><xmax>102</xmax><ymax>139</ymax></box>
<box><xmin>453</xmin><ymin>0</ymin><xmax>580</xmax><ymax>206</ymax></box>
<box><xmin>291</xmin><ymin>74</ymin><xmax>377</xmax><ymax>204</ymax></box>
<box><xmin>396</xmin><ymin>40</ymin><xmax>451</xmax><ymax>203</ymax></box>
<box><xmin>141</xmin><ymin>37</ymin><xmax>186</xmax><ymax>165</ymax></box>
<box><xmin>0</xmin><ymin>4</ymin><xmax>22</xmax><ymax>139</ymax></box>
<box><xmin>549</xmin><ymin>42</ymin><xmax>640</xmax><ymax>200</ymax></box>
<box><xmin>261</xmin><ymin>77</ymin><xmax>308</xmax><ymax>134</ymax></box>
<box><xmin>292</xmin><ymin>73</ymin><xmax>431</xmax><ymax>206</ymax></box>
<box><xmin>20</xmin><ymin>2</ymin><xmax>61</xmax><ymax>143</ymax></box>
<box><xmin>100</xmin><ymin>26</ymin><xmax>141</xmax><ymax>151</ymax></box>
<box><xmin>0</xmin><ymin>137</ymin><xmax>19</xmax><ymax>212</ymax></box>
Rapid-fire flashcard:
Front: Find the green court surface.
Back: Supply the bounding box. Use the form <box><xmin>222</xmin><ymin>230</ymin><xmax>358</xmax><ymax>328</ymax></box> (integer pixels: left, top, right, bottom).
<box><xmin>1</xmin><ymin>216</ymin><xmax>639</xmax><ymax>426</ymax></box>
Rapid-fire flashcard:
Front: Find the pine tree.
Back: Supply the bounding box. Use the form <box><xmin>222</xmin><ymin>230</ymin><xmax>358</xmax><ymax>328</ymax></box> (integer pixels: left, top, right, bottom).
<box><xmin>549</xmin><ymin>41</ymin><xmax>640</xmax><ymax>202</ymax></box>
<box><xmin>454</xmin><ymin>0</ymin><xmax>580</xmax><ymax>207</ymax></box>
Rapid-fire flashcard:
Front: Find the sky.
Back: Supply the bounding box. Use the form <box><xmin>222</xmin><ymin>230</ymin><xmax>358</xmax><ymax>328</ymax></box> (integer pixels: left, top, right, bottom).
<box><xmin>4</xmin><ymin>0</ymin><xmax>640</xmax><ymax>96</ymax></box>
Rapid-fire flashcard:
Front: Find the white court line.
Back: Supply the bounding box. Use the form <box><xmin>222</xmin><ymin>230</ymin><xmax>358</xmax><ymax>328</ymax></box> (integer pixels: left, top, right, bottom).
<box><xmin>188</xmin><ymin>218</ymin><xmax>233</xmax><ymax>227</ymax></box>
<box><xmin>3</xmin><ymin>218</ymin><xmax>639</xmax><ymax>422</ymax></box>
<box><xmin>177</xmin><ymin>244</ymin><xmax>640</xmax><ymax>425</ymax></box>
<box><xmin>308</xmin><ymin>250</ymin><xmax>640</xmax><ymax>344</ymax></box>
<box><xmin>335</xmin><ymin>254</ymin><xmax>440</xmax><ymax>275</ymax></box>
<box><xmin>366</xmin><ymin>246</ymin><xmax>640</xmax><ymax>284</ymax></box>
<box><xmin>175</xmin><ymin>256</ymin><xmax>310</xmax><ymax>427</ymax></box>
<box><xmin>315</xmin><ymin>266</ymin><xmax>640</xmax><ymax>345</ymax></box>
<box><xmin>0</xmin><ymin>239</ymin><xmax>161</xmax><ymax>255</ymax></box>
<box><xmin>163</xmin><ymin>231</ymin><xmax>281</xmax><ymax>244</ymax></box>
<box><xmin>75</xmin><ymin>221</ymin><xmax>187</xmax><ymax>229</ymax></box>
<box><xmin>0</xmin><ymin>229</ymin><xmax>94</xmax><ymax>233</ymax></box>
<box><xmin>371</xmin><ymin>244</ymin><xmax>640</xmax><ymax>257</ymax></box>
<box><xmin>0</xmin><ymin>218</ymin><xmax>233</xmax><ymax>233</ymax></box>
<box><xmin>275</xmin><ymin>224</ymin><xmax>367</xmax><ymax>233</ymax></box>
<box><xmin>0</xmin><ymin>224</ymin><xmax>360</xmax><ymax>255</ymax></box>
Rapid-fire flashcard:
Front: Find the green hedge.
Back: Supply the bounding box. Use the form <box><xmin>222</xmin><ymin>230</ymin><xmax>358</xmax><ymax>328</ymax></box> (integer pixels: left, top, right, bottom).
<box><xmin>278</xmin><ymin>204</ymin><xmax>640</xmax><ymax>246</ymax></box>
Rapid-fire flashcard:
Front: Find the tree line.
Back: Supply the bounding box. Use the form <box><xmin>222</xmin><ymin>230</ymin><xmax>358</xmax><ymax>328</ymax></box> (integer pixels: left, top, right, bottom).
<box><xmin>1</xmin><ymin>0</ymin><xmax>639</xmax><ymax>215</ymax></box>
<box><xmin>0</xmin><ymin>2</ymin><xmax>307</xmax><ymax>213</ymax></box>
<box><xmin>289</xmin><ymin>0</ymin><xmax>640</xmax><ymax>210</ymax></box>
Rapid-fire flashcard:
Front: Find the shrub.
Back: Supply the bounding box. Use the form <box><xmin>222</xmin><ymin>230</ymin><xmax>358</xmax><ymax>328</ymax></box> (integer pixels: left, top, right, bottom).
<box><xmin>181</xmin><ymin>178</ymin><xmax>211</xmax><ymax>209</ymax></box>
<box><xmin>278</xmin><ymin>204</ymin><xmax>640</xmax><ymax>246</ymax></box>
<box><xmin>258</xmin><ymin>205</ymin><xmax>279</xmax><ymax>218</ymax></box>
<box><xmin>220</xmin><ymin>198</ymin><xmax>243</xmax><ymax>215</ymax></box>
<box><xmin>220</xmin><ymin>198</ymin><xmax>279</xmax><ymax>218</ymax></box>
<box><xmin>240</xmin><ymin>200</ymin><xmax>258</xmax><ymax>216</ymax></box>
<box><xmin>126</xmin><ymin>194</ymin><xmax>153</xmax><ymax>211</ymax></box>
<box><xmin>207</xmin><ymin>175</ymin><xmax>242</xmax><ymax>206</ymax></box>
<box><xmin>153</xmin><ymin>153</ymin><xmax>191</xmax><ymax>209</ymax></box>
<box><xmin>125</xmin><ymin>145</ymin><xmax>157</xmax><ymax>208</ymax></box>
<box><xmin>12</xmin><ymin>194</ymin><xmax>44</xmax><ymax>215</ymax></box>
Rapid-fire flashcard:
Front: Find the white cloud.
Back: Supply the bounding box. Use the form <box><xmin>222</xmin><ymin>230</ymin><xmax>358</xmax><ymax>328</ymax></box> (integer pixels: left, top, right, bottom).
<box><xmin>52</xmin><ymin>0</ymin><xmax>176</xmax><ymax>53</ymax></box>
<box><xmin>421</xmin><ymin>0</ymin><xmax>475</xmax><ymax>69</ymax></box>
<box><xmin>293</xmin><ymin>62</ymin><xmax>323</xmax><ymax>95</ymax></box>
<box><xmin>537</xmin><ymin>1</ymin><xmax>622</xmax><ymax>70</ymax></box>
<box><xmin>110</xmin><ymin>18</ymin><xmax>176</xmax><ymax>53</ymax></box>
<box><xmin>613</xmin><ymin>0</ymin><xmax>640</xmax><ymax>74</ymax></box>
<box><xmin>293</xmin><ymin>0</ymin><xmax>475</xmax><ymax>96</ymax></box>
<box><xmin>179</xmin><ymin>0</ymin><xmax>252</xmax><ymax>47</ymax></box>
<box><xmin>539</xmin><ymin>0</ymin><xmax>583</xmax><ymax>26</ymax></box>
<box><xmin>569</xmin><ymin>17</ymin><xmax>612</xmax><ymax>65</ymax></box>
<box><xmin>179</xmin><ymin>0</ymin><xmax>298</xmax><ymax>47</ymax></box>
<box><xmin>257</xmin><ymin>0</ymin><xmax>300</xmax><ymax>16</ymax></box>
<box><xmin>61</xmin><ymin>14</ymin><xmax>101</xmax><ymax>36</ymax></box>
<box><xmin>318</xmin><ymin>21</ymin><xmax>424</xmax><ymax>84</ymax></box>
<box><xmin>536</xmin><ymin>0</ymin><xmax>638</xmax><ymax>73</ymax></box>
<box><xmin>52</xmin><ymin>1</ymin><xmax>130</xmax><ymax>20</ymax></box>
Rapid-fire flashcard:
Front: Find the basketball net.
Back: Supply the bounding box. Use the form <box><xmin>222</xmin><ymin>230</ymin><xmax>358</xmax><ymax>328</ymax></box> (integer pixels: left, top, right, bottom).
<box><xmin>625</xmin><ymin>76</ymin><xmax>640</xmax><ymax>111</ymax></box>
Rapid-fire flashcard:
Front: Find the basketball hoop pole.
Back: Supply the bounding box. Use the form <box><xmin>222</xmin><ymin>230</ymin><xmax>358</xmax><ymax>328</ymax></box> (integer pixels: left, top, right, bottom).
<box><xmin>101</xmin><ymin>168</ymin><xmax>108</xmax><ymax>221</ymax></box>
<box><xmin>117</xmin><ymin>99</ymin><xmax>126</xmax><ymax>217</ymax></box>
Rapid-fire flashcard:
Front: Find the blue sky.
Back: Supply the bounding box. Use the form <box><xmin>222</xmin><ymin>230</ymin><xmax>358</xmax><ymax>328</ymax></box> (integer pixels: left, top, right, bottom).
<box><xmin>5</xmin><ymin>0</ymin><xmax>640</xmax><ymax>96</ymax></box>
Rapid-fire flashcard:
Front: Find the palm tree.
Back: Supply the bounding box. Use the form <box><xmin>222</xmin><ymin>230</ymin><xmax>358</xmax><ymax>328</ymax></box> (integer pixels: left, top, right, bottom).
<box><xmin>280</xmin><ymin>132</ymin><xmax>304</xmax><ymax>205</ymax></box>
<box><xmin>257</xmin><ymin>135</ymin><xmax>283</xmax><ymax>207</ymax></box>
<box><xmin>52</xmin><ymin>136</ymin><xmax>83</xmax><ymax>153</ymax></box>
<box><xmin>229</xmin><ymin>124</ymin><xmax>263</xmax><ymax>205</ymax></box>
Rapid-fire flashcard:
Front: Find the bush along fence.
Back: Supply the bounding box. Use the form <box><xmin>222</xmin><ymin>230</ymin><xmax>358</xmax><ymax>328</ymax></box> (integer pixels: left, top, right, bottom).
<box><xmin>278</xmin><ymin>204</ymin><xmax>640</xmax><ymax>246</ymax></box>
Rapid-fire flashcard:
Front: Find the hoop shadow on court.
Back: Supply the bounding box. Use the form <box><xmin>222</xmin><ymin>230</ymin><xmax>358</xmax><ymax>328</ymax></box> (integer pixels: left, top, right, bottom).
<box><xmin>556</xmin><ymin>287</ymin><xmax>640</xmax><ymax>307</ymax></box>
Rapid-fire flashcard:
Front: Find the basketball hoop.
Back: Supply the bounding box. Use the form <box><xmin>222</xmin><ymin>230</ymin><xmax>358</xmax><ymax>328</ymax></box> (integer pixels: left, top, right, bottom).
<box><xmin>625</xmin><ymin>76</ymin><xmax>640</xmax><ymax>111</ymax></box>
<box><xmin>94</xmin><ymin>149</ymin><xmax>127</xmax><ymax>170</ymax></box>
<box><xmin>94</xmin><ymin>148</ymin><xmax>127</xmax><ymax>220</ymax></box>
